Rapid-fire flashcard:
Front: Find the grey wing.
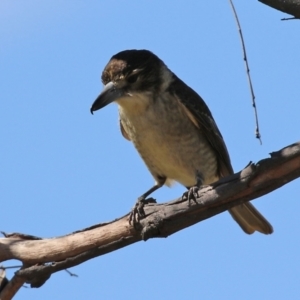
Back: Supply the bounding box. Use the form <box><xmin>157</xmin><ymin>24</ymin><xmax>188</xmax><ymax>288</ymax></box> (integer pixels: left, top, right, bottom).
<box><xmin>168</xmin><ymin>75</ymin><xmax>234</xmax><ymax>177</ymax></box>
<box><xmin>168</xmin><ymin>75</ymin><xmax>273</xmax><ymax>234</ymax></box>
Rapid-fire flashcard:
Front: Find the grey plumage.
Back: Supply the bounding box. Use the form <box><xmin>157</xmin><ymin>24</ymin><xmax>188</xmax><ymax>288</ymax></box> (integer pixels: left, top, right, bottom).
<box><xmin>91</xmin><ymin>49</ymin><xmax>273</xmax><ymax>234</ymax></box>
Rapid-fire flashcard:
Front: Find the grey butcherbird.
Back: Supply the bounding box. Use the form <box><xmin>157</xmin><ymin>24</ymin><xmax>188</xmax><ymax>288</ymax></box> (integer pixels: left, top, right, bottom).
<box><xmin>90</xmin><ymin>49</ymin><xmax>273</xmax><ymax>234</ymax></box>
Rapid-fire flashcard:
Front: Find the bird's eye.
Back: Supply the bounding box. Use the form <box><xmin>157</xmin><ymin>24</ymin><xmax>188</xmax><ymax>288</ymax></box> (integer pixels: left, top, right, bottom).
<box><xmin>127</xmin><ymin>73</ymin><xmax>139</xmax><ymax>84</ymax></box>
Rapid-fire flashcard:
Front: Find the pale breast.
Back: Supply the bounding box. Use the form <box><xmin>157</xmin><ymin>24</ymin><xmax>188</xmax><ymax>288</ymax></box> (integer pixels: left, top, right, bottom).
<box><xmin>118</xmin><ymin>93</ymin><xmax>219</xmax><ymax>187</ymax></box>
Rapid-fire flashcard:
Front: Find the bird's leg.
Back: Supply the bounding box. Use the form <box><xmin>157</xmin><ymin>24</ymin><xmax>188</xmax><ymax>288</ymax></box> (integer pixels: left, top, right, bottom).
<box><xmin>184</xmin><ymin>171</ymin><xmax>204</xmax><ymax>204</ymax></box>
<box><xmin>129</xmin><ymin>183</ymin><xmax>162</xmax><ymax>225</ymax></box>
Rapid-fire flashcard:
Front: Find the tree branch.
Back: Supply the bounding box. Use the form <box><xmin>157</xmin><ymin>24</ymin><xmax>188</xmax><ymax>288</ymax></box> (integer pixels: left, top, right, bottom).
<box><xmin>1</xmin><ymin>141</ymin><xmax>300</xmax><ymax>298</ymax></box>
<box><xmin>0</xmin><ymin>270</ymin><xmax>26</xmax><ymax>300</ymax></box>
<box><xmin>259</xmin><ymin>0</ymin><xmax>300</xmax><ymax>19</ymax></box>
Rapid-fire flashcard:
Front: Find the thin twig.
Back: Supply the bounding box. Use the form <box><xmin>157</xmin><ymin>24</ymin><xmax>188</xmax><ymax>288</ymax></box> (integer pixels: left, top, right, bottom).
<box><xmin>65</xmin><ymin>269</ymin><xmax>78</xmax><ymax>277</ymax></box>
<box><xmin>281</xmin><ymin>17</ymin><xmax>298</xmax><ymax>20</ymax></box>
<box><xmin>228</xmin><ymin>0</ymin><xmax>262</xmax><ymax>144</ymax></box>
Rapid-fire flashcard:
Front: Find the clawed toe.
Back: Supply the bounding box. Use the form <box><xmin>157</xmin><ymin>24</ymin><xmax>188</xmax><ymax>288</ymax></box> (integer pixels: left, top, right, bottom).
<box><xmin>129</xmin><ymin>197</ymin><xmax>157</xmax><ymax>226</ymax></box>
<box><xmin>183</xmin><ymin>186</ymin><xmax>200</xmax><ymax>204</ymax></box>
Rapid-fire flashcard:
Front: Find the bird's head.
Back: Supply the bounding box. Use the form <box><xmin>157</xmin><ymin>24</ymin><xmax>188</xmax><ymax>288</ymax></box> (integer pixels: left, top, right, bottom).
<box><xmin>90</xmin><ymin>49</ymin><xmax>169</xmax><ymax>114</ymax></box>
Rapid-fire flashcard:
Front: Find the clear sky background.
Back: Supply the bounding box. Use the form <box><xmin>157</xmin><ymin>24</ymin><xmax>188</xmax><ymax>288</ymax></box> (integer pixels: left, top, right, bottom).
<box><xmin>1</xmin><ymin>1</ymin><xmax>300</xmax><ymax>299</ymax></box>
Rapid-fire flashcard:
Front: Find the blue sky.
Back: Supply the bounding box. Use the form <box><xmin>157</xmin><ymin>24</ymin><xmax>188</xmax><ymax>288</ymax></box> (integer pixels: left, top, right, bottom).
<box><xmin>1</xmin><ymin>1</ymin><xmax>300</xmax><ymax>299</ymax></box>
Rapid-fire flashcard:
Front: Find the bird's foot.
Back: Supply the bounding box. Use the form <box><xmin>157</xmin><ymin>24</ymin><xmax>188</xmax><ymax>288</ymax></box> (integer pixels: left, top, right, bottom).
<box><xmin>129</xmin><ymin>197</ymin><xmax>157</xmax><ymax>226</ymax></box>
<box><xmin>183</xmin><ymin>186</ymin><xmax>201</xmax><ymax>205</ymax></box>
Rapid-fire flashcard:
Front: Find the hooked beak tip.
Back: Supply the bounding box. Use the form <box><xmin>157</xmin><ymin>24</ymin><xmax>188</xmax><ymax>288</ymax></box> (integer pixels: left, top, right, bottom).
<box><xmin>90</xmin><ymin>81</ymin><xmax>123</xmax><ymax>114</ymax></box>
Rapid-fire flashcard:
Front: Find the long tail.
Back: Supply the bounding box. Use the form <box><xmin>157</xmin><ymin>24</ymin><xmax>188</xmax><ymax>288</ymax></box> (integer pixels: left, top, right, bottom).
<box><xmin>229</xmin><ymin>202</ymin><xmax>273</xmax><ymax>234</ymax></box>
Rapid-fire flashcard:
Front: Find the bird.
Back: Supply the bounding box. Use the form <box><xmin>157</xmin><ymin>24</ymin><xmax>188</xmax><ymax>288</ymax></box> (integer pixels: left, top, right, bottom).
<box><xmin>90</xmin><ymin>49</ymin><xmax>273</xmax><ymax>234</ymax></box>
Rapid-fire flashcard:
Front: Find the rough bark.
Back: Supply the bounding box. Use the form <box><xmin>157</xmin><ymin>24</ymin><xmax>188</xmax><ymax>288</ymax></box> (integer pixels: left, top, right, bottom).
<box><xmin>0</xmin><ymin>141</ymin><xmax>300</xmax><ymax>299</ymax></box>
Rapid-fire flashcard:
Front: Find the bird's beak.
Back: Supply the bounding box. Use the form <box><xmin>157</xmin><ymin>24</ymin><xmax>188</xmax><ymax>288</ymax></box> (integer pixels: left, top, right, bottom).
<box><xmin>90</xmin><ymin>82</ymin><xmax>124</xmax><ymax>114</ymax></box>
